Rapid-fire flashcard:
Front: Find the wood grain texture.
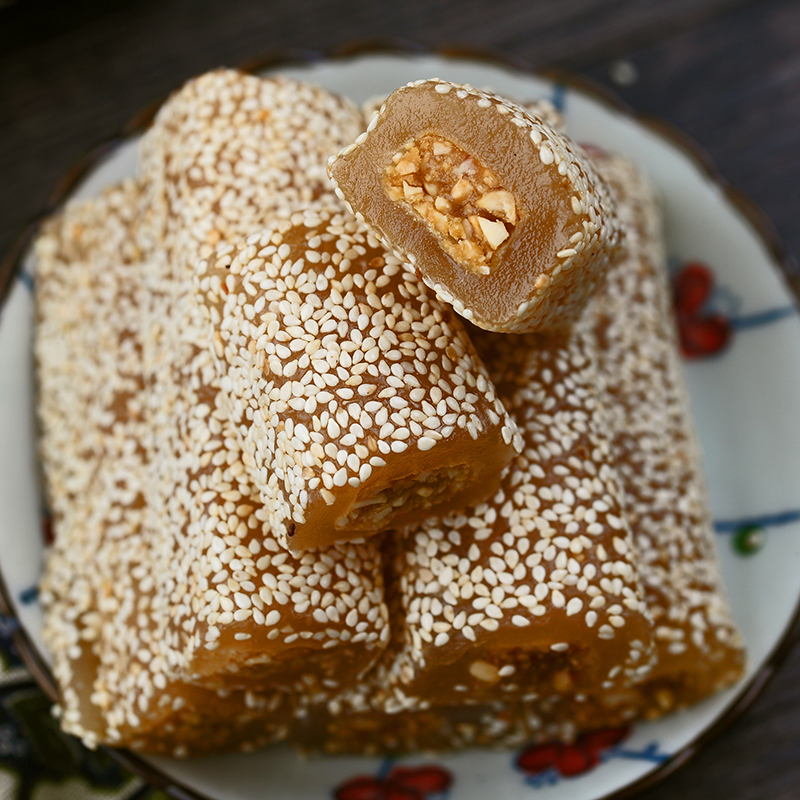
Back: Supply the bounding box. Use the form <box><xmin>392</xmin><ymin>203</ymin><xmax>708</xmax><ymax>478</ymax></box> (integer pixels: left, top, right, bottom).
<box><xmin>1</xmin><ymin>0</ymin><xmax>798</xmax><ymax>797</ymax></box>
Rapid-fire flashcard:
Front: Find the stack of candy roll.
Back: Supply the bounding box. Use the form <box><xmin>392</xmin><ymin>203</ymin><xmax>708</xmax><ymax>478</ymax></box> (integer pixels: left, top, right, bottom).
<box><xmin>34</xmin><ymin>68</ymin><xmax>745</xmax><ymax>760</ymax></box>
<box><xmin>290</xmin><ymin>316</ymin><xmax>657</xmax><ymax>754</ymax></box>
<box><xmin>38</xmin><ymin>70</ymin><xmax>391</xmax><ymax>753</ymax></box>
<box><xmin>291</xmin><ymin>152</ymin><xmax>746</xmax><ymax>755</ymax></box>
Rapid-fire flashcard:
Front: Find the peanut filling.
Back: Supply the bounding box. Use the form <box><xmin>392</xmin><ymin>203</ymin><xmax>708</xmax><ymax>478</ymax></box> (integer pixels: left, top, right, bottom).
<box><xmin>337</xmin><ymin>465</ymin><xmax>471</xmax><ymax>530</ymax></box>
<box><xmin>384</xmin><ymin>134</ymin><xmax>520</xmax><ymax>276</ymax></box>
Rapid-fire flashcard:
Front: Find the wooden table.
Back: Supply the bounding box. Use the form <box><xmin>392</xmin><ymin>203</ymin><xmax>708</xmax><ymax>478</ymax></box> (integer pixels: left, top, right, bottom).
<box><xmin>1</xmin><ymin>1</ymin><xmax>798</xmax><ymax>797</ymax></box>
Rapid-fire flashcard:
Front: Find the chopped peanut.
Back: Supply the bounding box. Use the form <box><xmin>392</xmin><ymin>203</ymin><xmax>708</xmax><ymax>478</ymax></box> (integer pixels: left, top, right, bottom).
<box><xmin>384</xmin><ymin>133</ymin><xmax>521</xmax><ymax>275</ymax></box>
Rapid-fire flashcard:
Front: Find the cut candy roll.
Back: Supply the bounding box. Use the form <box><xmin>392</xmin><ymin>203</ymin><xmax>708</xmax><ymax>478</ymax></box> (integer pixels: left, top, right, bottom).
<box><xmin>329</xmin><ymin>79</ymin><xmax>622</xmax><ymax>334</ymax></box>
<box><xmin>133</xmin><ymin>69</ymin><xmax>391</xmax><ymax>684</ymax></box>
<box><xmin>196</xmin><ymin>205</ymin><xmax>523</xmax><ymax>553</ymax></box>
<box><xmin>589</xmin><ymin>152</ymin><xmax>745</xmax><ymax>713</ymax></box>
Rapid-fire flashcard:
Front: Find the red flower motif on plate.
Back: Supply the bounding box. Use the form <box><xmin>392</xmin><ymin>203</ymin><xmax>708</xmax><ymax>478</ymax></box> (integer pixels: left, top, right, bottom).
<box><xmin>334</xmin><ymin>764</ymin><xmax>452</xmax><ymax>800</ymax></box>
<box><xmin>516</xmin><ymin>726</ymin><xmax>630</xmax><ymax>778</ymax></box>
<box><xmin>673</xmin><ymin>261</ymin><xmax>732</xmax><ymax>357</ymax></box>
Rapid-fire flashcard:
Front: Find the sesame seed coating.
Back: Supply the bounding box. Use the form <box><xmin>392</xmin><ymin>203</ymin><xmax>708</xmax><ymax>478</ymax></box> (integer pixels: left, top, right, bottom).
<box><xmin>196</xmin><ymin>205</ymin><xmax>523</xmax><ymax>552</ymax></box>
<box><xmin>329</xmin><ymin>79</ymin><xmax>622</xmax><ymax>334</ymax></box>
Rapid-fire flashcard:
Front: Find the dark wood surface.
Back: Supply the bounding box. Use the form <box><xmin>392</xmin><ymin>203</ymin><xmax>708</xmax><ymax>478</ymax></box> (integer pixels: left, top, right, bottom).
<box><xmin>1</xmin><ymin>1</ymin><xmax>799</xmax><ymax>797</ymax></box>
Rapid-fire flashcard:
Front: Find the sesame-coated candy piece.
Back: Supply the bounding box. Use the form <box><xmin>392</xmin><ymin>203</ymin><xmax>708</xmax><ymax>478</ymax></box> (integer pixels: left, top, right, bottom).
<box><xmin>138</xmin><ymin>69</ymin><xmax>364</xmax><ymax>250</ymax></box>
<box><xmin>36</xmin><ymin>180</ymin><xmax>152</xmax><ymax>748</ymax></box>
<box><xmin>196</xmin><ymin>205</ymin><xmax>523</xmax><ymax>553</ymax></box>
<box><xmin>589</xmin><ymin>153</ymin><xmax>744</xmax><ymax>712</ymax></box>
<box><xmin>36</xmin><ymin>182</ymin><xmax>291</xmax><ymax>755</ymax></box>
<box><xmin>329</xmin><ymin>79</ymin><xmax>622</xmax><ymax>333</ymax></box>
<box><xmin>153</xmin><ymin>375</ymin><xmax>391</xmax><ymax>695</ymax></box>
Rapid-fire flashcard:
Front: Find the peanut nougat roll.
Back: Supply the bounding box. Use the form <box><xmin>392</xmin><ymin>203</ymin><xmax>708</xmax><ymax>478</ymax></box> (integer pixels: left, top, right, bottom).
<box><xmin>36</xmin><ymin>181</ymin><xmax>150</xmax><ymax>745</ymax></box>
<box><xmin>196</xmin><ymin>205</ymin><xmax>522</xmax><ymax>553</ymax></box>
<box><xmin>329</xmin><ymin>79</ymin><xmax>622</xmax><ymax>333</ymax></box>
<box><xmin>590</xmin><ymin>153</ymin><xmax>744</xmax><ymax>713</ymax></box>
<box><xmin>160</xmin><ymin>381</ymin><xmax>391</xmax><ymax>695</ymax></box>
<box><xmin>366</xmin><ymin>316</ymin><xmax>654</xmax><ymax>713</ymax></box>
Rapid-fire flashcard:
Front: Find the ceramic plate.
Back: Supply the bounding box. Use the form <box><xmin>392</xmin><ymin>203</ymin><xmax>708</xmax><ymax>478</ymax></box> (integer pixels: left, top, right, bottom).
<box><xmin>1</xmin><ymin>48</ymin><xmax>799</xmax><ymax>800</ymax></box>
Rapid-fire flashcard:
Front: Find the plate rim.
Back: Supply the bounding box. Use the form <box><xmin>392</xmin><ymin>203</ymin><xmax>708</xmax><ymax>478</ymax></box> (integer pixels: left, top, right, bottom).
<box><xmin>1</xmin><ymin>38</ymin><xmax>799</xmax><ymax>800</ymax></box>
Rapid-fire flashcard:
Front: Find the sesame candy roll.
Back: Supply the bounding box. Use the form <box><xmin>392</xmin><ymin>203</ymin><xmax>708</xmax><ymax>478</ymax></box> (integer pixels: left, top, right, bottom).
<box><xmin>328</xmin><ymin>155</ymin><xmax>746</xmax><ymax>748</ymax></box>
<box><xmin>36</xmin><ymin>181</ymin><xmax>150</xmax><ymax>747</ymax></box>
<box><xmin>195</xmin><ymin>205</ymin><xmax>523</xmax><ymax>553</ymax></box>
<box><xmin>158</xmin><ymin>385</ymin><xmax>391</xmax><ymax>695</ymax></box>
<box><xmin>589</xmin><ymin>153</ymin><xmax>744</xmax><ymax>713</ymax></box>
<box><xmin>368</xmin><ymin>317</ymin><xmax>653</xmax><ymax>713</ymax></box>
<box><xmin>328</xmin><ymin>79</ymin><xmax>622</xmax><ymax>334</ymax></box>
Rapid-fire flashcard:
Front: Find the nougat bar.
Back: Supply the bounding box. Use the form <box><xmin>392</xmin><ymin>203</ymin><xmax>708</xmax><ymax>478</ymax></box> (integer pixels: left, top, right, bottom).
<box><xmin>329</xmin><ymin>79</ymin><xmax>622</xmax><ymax>333</ymax></box>
<box><xmin>195</xmin><ymin>205</ymin><xmax>522</xmax><ymax>552</ymax></box>
<box><xmin>160</xmin><ymin>383</ymin><xmax>391</xmax><ymax>695</ymax></box>
<box><xmin>36</xmin><ymin>181</ymin><xmax>152</xmax><ymax>746</ymax></box>
<box><xmin>34</xmin><ymin>181</ymin><xmax>290</xmax><ymax>754</ymax></box>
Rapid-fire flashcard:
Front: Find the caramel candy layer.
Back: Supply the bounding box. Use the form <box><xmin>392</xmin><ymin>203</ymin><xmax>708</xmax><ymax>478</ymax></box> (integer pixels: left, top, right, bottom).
<box><xmin>330</xmin><ymin>79</ymin><xmax>622</xmax><ymax>333</ymax></box>
<box><xmin>196</xmin><ymin>205</ymin><xmax>522</xmax><ymax>553</ymax></box>
<box><xmin>292</xmin><ymin>696</ymin><xmax>591</xmax><ymax>756</ymax></box>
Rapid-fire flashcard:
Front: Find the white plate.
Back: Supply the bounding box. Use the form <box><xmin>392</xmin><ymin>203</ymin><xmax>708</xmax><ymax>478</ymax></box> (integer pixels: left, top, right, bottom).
<box><xmin>1</xmin><ymin>49</ymin><xmax>799</xmax><ymax>800</ymax></box>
